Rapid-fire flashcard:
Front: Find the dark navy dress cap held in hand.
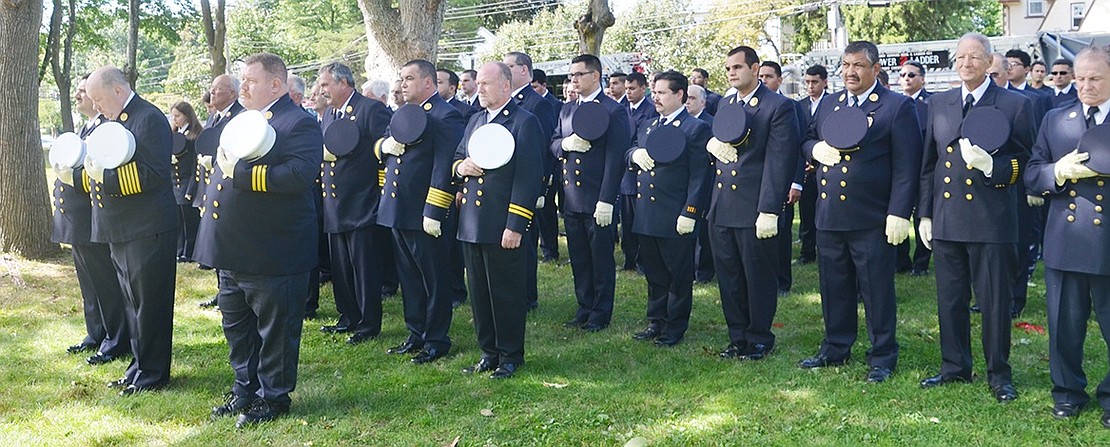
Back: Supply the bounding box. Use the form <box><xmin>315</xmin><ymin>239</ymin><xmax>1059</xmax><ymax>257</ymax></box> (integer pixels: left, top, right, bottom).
<box><xmin>645</xmin><ymin>122</ymin><xmax>686</xmax><ymax>164</ymax></box>
<box><xmin>571</xmin><ymin>101</ymin><xmax>610</xmax><ymax>141</ymax></box>
<box><xmin>323</xmin><ymin>117</ymin><xmax>359</xmax><ymax>156</ymax></box>
<box><xmin>390</xmin><ymin>103</ymin><xmax>428</xmax><ymax>145</ymax></box>
<box><xmin>712</xmin><ymin>100</ymin><xmax>750</xmax><ymax>146</ymax></box>
<box><xmin>962</xmin><ymin>107</ymin><xmax>1011</xmax><ymax>153</ymax></box>
<box><xmin>822</xmin><ymin>107</ymin><xmax>868</xmax><ymax>150</ymax></box>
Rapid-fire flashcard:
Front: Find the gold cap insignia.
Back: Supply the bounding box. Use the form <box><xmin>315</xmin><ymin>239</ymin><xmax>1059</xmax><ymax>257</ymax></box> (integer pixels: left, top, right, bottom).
<box><xmin>749</xmin><ymin>97</ymin><xmax>759</xmax><ymax>107</ymax></box>
<box><xmin>517</xmin><ymin>94</ymin><xmax>524</xmax><ymax>99</ymax></box>
<box><xmin>423</xmin><ymin>103</ymin><xmax>433</xmax><ymax>111</ymax></box>
<box><xmin>869</xmin><ymin>93</ymin><xmax>879</xmax><ymax>102</ymax></box>
<box><xmin>119</xmin><ymin>112</ymin><xmax>128</xmax><ymax>122</ymax></box>
<box><xmin>264</xmin><ymin>111</ymin><xmax>273</xmax><ymax>120</ymax></box>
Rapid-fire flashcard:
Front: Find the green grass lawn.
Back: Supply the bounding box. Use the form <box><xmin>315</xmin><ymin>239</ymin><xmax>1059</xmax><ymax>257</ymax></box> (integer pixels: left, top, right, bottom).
<box><xmin>1</xmin><ymin>233</ymin><xmax>1109</xmax><ymax>446</ymax></box>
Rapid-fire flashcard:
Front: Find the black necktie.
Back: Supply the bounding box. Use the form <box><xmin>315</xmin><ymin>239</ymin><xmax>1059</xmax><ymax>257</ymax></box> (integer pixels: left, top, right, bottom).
<box><xmin>1088</xmin><ymin>106</ymin><xmax>1100</xmax><ymax>129</ymax></box>
<box><xmin>659</xmin><ymin>117</ymin><xmax>668</xmax><ymax>127</ymax></box>
<box><xmin>962</xmin><ymin>93</ymin><xmax>974</xmax><ymax>117</ymax></box>
<box><xmin>849</xmin><ymin>96</ymin><xmax>857</xmax><ymax>107</ymax></box>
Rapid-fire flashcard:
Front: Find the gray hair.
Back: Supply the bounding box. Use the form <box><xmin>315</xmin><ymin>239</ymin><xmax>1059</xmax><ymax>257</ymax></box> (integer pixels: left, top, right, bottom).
<box><xmin>687</xmin><ymin>84</ymin><xmax>705</xmax><ymax>100</ymax></box>
<box><xmin>1077</xmin><ymin>45</ymin><xmax>1110</xmax><ymax>70</ymax></box>
<box><xmin>288</xmin><ymin>74</ymin><xmax>306</xmax><ymax>95</ymax></box>
<box><xmin>959</xmin><ymin>32</ymin><xmax>993</xmax><ymax>57</ymax></box>
<box><xmin>368</xmin><ymin>79</ymin><xmax>390</xmax><ymax>98</ymax></box>
<box><xmin>96</xmin><ymin>66</ymin><xmax>131</xmax><ymax>90</ymax></box>
<box><xmin>319</xmin><ymin>62</ymin><xmax>356</xmax><ymax>88</ymax></box>
<box><xmin>992</xmin><ymin>53</ymin><xmax>1010</xmax><ymax>70</ymax></box>
<box><xmin>489</xmin><ymin>62</ymin><xmax>513</xmax><ymax>83</ymax></box>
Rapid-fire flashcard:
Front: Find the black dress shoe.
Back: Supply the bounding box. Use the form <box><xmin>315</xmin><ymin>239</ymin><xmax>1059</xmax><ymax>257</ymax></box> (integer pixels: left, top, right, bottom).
<box><xmin>1101</xmin><ymin>410</ymin><xmax>1110</xmax><ymax>429</ymax></box>
<box><xmin>387</xmin><ymin>341</ymin><xmax>423</xmax><ymax>355</ymax></box>
<box><xmin>411</xmin><ymin>347</ymin><xmax>446</xmax><ymax>364</ymax></box>
<box><xmin>991</xmin><ymin>383</ymin><xmax>1018</xmax><ymax>402</ymax></box>
<box><xmin>1051</xmin><ymin>402</ymin><xmax>1084</xmax><ymax>419</ymax></box>
<box><xmin>562</xmin><ymin>319</ymin><xmax>586</xmax><ymax>329</ymax></box>
<box><xmin>198</xmin><ymin>297</ymin><xmax>218</xmax><ymax>308</ymax></box>
<box><xmin>235</xmin><ymin>399</ymin><xmax>289</xmax><ymax>429</ymax></box>
<box><xmin>867</xmin><ymin>366</ymin><xmax>893</xmax><ymax>383</ymax></box>
<box><xmin>320</xmin><ymin>324</ymin><xmax>351</xmax><ymax>334</ymax></box>
<box><xmin>346</xmin><ymin>332</ymin><xmax>377</xmax><ymax>345</ymax></box>
<box><xmin>541</xmin><ymin>255</ymin><xmax>558</xmax><ymax>263</ymax></box>
<box><xmin>792</xmin><ymin>257</ymin><xmax>814</xmax><ymax>266</ymax></box>
<box><xmin>462</xmin><ymin>358</ymin><xmax>499</xmax><ymax>374</ymax></box>
<box><xmin>740</xmin><ymin>343</ymin><xmax>773</xmax><ymax>361</ymax></box>
<box><xmin>211</xmin><ymin>393</ymin><xmax>260</xmax><ymax>419</ymax></box>
<box><xmin>87</xmin><ymin>352</ymin><xmax>122</xmax><ymax>365</ymax></box>
<box><xmin>798</xmin><ymin>354</ymin><xmax>849</xmax><ymax>369</ymax></box>
<box><xmin>381</xmin><ymin>286</ymin><xmax>397</xmax><ymax>297</ymax></box>
<box><xmin>632</xmin><ymin>326</ymin><xmax>660</xmax><ymax>341</ymax></box>
<box><xmin>970</xmin><ymin>304</ymin><xmax>981</xmax><ymax>313</ymax></box>
<box><xmin>107</xmin><ymin>377</ymin><xmax>130</xmax><ymax>388</ymax></box>
<box><xmin>67</xmin><ymin>342</ymin><xmax>97</xmax><ymax>354</ymax></box>
<box><xmin>654</xmin><ymin>335</ymin><xmax>681</xmax><ymax>347</ymax></box>
<box><xmin>582</xmin><ymin>323</ymin><xmax>607</xmax><ymax>332</ymax></box>
<box><xmin>718</xmin><ymin>344</ymin><xmax>743</xmax><ymax>359</ymax></box>
<box><xmin>490</xmin><ymin>362</ymin><xmax>519</xmax><ymax>379</ymax></box>
<box><xmin>919</xmin><ymin>373</ymin><xmax>972</xmax><ymax>388</ymax></box>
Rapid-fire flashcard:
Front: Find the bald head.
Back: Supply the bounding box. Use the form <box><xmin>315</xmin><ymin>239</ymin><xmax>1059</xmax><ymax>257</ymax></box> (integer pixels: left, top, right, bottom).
<box><xmin>85</xmin><ymin>66</ymin><xmax>132</xmax><ymax>120</ymax></box>
<box><xmin>476</xmin><ymin>62</ymin><xmax>513</xmax><ymax>110</ymax></box>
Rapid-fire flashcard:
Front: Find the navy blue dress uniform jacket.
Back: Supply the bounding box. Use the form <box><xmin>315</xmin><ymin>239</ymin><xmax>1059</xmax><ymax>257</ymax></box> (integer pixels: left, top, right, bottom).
<box><xmin>52</xmin><ymin>119</ymin><xmax>102</xmax><ymax>245</ymax></box>
<box><xmin>622</xmin><ymin>101</ymin><xmax>661</xmax><ymax>194</ymax></box>
<box><xmin>171</xmin><ymin>131</ymin><xmax>197</xmax><ymax>206</ymax></box>
<box><xmin>912</xmin><ymin>90</ymin><xmax>932</xmax><ymax>137</ymax></box>
<box><xmin>708</xmin><ymin>85</ymin><xmax>800</xmax><ymax>228</ymax></box>
<box><xmin>1051</xmin><ymin>88</ymin><xmax>1078</xmax><ymax>109</ymax></box>
<box><xmin>89</xmin><ymin>94</ymin><xmax>178</xmax><ymax>243</ymax></box>
<box><xmin>376</xmin><ymin>93</ymin><xmax>466</xmax><ymax>231</ymax></box>
<box><xmin>512</xmin><ymin>86</ymin><xmax>556</xmax><ymax>183</ymax></box>
<box><xmin>628</xmin><ymin>109</ymin><xmax>712</xmax><ymax>238</ymax></box>
<box><xmin>550</xmin><ymin>93</ymin><xmax>633</xmax><ymax>213</ymax></box>
<box><xmin>320</xmin><ymin>91</ymin><xmax>392</xmax><ymax>233</ymax></box>
<box><xmin>919</xmin><ymin>82</ymin><xmax>1035</xmax><ymax>244</ymax></box>
<box><xmin>189</xmin><ymin>102</ymin><xmax>245</xmax><ymax>208</ymax></box>
<box><xmin>194</xmin><ymin>94</ymin><xmax>323</xmax><ymax>275</ymax></box>
<box><xmin>1026</xmin><ymin>103</ymin><xmax>1110</xmax><ymax>274</ymax></box>
<box><xmin>448</xmin><ymin>96</ymin><xmax>478</xmax><ymax>120</ymax></box>
<box><xmin>453</xmin><ymin>101</ymin><xmax>544</xmax><ymax>243</ymax></box>
<box><xmin>802</xmin><ymin>84</ymin><xmax>922</xmax><ymax>230</ymax></box>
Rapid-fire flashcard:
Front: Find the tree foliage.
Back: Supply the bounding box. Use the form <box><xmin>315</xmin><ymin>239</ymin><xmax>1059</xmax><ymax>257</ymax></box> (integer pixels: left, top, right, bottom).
<box><xmin>788</xmin><ymin>0</ymin><xmax>1003</xmax><ymax>53</ymax></box>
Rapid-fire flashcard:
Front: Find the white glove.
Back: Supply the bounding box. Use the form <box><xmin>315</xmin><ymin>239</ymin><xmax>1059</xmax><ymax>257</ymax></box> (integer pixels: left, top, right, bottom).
<box><xmin>885</xmin><ymin>215</ymin><xmax>911</xmax><ymax>245</ymax></box>
<box><xmin>676</xmin><ymin>215</ymin><xmax>696</xmax><ymax>235</ymax></box>
<box><xmin>918</xmin><ymin>217</ymin><xmax>933</xmax><ymax>251</ymax></box>
<box><xmin>323</xmin><ymin>147</ymin><xmax>337</xmax><ymax>162</ymax></box>
<box><xmin>811</xmin><ymin>140</ymin><xmax>841</xmax><ymax>166</ymax></box>
<box><xmin>1026</xmin><ymin>195</ymin><xmax>1045</xmax><ymax>207</ymax></box>
<box><xmin>422</xmin><ymin>216</ymin><xmax>442</xmax><ymax>238</ymax></box>
<box><xmin>198</xmin><ymin>155</ymin><xmax>214</xmax><ymax>172</ymax></box>
<box><xmin>171</xmin><ymin>154</ymin><xmax>179</xmax><ymax>165</ymax></box>
<box><xmin>755</xmin><ymin>212</ymin><xmax>778</xmax><ymax>239</ymax></box>
<box><xmin>1053</xmin><ymin>149</ymin><xmax>1098</xmax><ymax>186</ymax></box>
<box><xmin>84</xmin><ymin>157</ymin><xmax>105</xmax><ymax>184</ymax></box>
<box><xmin>216</xmin><ymin>147</ymin><xmax>237</xmax><ymax>179</ymax></box>
<box><xmin>706</xmin><ymin>137</ymin><xmax>738</xmax><ymax>164</ymax></box>
<box><xmin>381</xmin><ymin>137</ymin><xmax>405</xmax><ymax>157</ymax></box>
<box><xmin>536</xmin><ymin>195</ymin><xmax>545</xmax><ymax>209</ymax></box>
<box><xmin>593</xmin><ymin>201</ymin><xmax>613</xmax><ymax>227</ymax></box>
<box><xmin>959</xmin><ymin>138</ymin><xmax>993</xmax><ymax>177</ymax></box>
<box><xmin>631</xmin><ymin>148</ymin><xmax>655</xmax><ymax>171</ymax></box>
<box><xmin>53</xmin><ymin>163</ymin><xmax>74</xmax><ymax>187</ymax></box>
<box><xmin>561</xmin><ymin>134</ymin><xmax>591</xmax><ymax>153</ymax></box>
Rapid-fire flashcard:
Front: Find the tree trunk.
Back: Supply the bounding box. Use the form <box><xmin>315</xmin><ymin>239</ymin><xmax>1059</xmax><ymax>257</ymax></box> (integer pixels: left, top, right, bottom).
<box><xmin>575</xmin><ymin>0</ymin><xmax>615</xmax><ymax>56</ymax></box>
<box><xmin>200</xmin><ymin>0</ymin><xmax>227</xmax><ymax>78</ymax></box>
<box><xmin>0</xmin><ymin>0</ymin><xmax>57</xmax><ymax>258</ymax></box>
<box><xmin>38</xmin><ymin>0</ymin><xmax>60</xmax><ymax>84</ymax></box>
<box><xmin>125</xmin><ymin>0</ymin><xmax>139</xmax><ymax>86</ymax></box>
<box><xmin>357</xmin><ymin>0</ymin><xmax>446</xmax><ymax>82</ymax></box>
<box><xmin>50</xmin><ymin>0</ymin><xmax>75</xmax><ymax>132</ymax></box>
